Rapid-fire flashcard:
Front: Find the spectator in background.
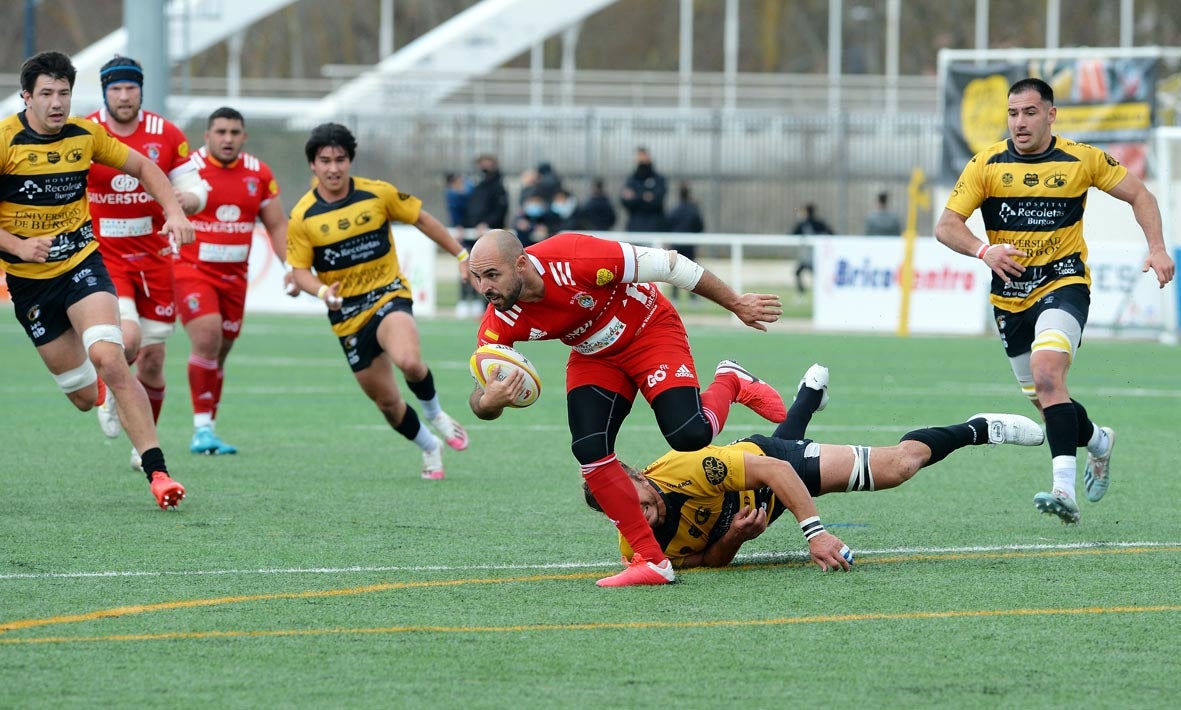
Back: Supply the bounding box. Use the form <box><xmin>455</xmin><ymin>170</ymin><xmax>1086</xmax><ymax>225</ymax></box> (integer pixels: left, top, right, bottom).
<box><xmin>667</xmin><ymin>182</ymin><xmax>705</xmax><ymax>303</ymax></box>
<box><xmin>444</xmin><ymin>172</ymin><xmax>471</xmax><ymax>232</ymax></box>
<box><xmin>464</xmin><ymin>154</ymin><xmax>509</xmax><ymax>234</ymax></box>
<box><xmin>459</xmin><ymin>154</ymin><xmax>508</xmax><ymax>317</ymax></box>
<box><xmin>582</xmin><ymin>178</ymin><xmax>617</xmax><ymax>230</ymax></box>
<box><xmin>620</xmin><ymin>147</ymin><xmax>668</xmax><ymax>232</ymax></box>
<box><xmin>864</xmin><ymin>191</ymin><xmax>903</xmax><ymax>236</ymax></box>
<box><xmin>551</xmin><ymin>188</ymin><xmax>587</xmax><ymax>231</ymax></box>
<box><xmin>514</xmin><ymin>193</ymin><xmax>557</xmax><ymax>244</ymax></box>
<box><xmin>533</xmin><ymin>161</ymin><xmax>563</xmax><ymax>203</ymax></box>
<box><xmin>517</xmin><ymin>167</ymin><xmax>539</xmax><ymax>206</ymax></box>
<box><xmin>790</xmin><ymin>203</ymin><xmax>833</xmax><ymax>302</ymax></box>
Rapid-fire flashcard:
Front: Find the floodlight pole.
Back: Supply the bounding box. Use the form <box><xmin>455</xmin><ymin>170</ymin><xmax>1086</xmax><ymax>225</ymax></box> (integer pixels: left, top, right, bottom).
<box><xmin>123</xmin><ymin>0</ymin><xmax>169</xmax><ymax>113</ymax></box>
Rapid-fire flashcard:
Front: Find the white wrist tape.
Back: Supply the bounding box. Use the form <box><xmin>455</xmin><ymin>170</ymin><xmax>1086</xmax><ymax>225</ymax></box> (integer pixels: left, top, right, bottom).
<box><xmin>171</xmin><ymin>168</ymin><xmax>209</xmax><ymax>213</ymax></box>
<box><xmin>632</xmin><ymin>245</ymin><xmax>705</xmax><ymax>290</ymax></box>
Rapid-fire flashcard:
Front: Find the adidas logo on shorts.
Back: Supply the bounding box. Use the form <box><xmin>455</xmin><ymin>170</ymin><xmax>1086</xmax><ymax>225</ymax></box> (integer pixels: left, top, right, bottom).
<box><xmin>675</xmin><ymin>364</ymin><xmax>693</xmax><ymax>378</ymax></box>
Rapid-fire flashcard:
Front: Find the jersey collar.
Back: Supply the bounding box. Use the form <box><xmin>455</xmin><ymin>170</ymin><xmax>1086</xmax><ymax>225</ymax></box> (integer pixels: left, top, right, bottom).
<box><xmin>202</xmin><ymin>147</ymin><xmax>241</xmax><ymax>169</ymax></box>
<box><xmin>1006</xmin><ymin>135</ymin><xmax>1058</xmax><ymax>161</ymax></box>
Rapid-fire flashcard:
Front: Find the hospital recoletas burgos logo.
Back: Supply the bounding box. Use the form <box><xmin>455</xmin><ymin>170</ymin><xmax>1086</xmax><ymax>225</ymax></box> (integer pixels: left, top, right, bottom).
<box><xmin>998</xmin><ymin>202</ymin><xmax>1017</xmax><ymax>223</ymax></box>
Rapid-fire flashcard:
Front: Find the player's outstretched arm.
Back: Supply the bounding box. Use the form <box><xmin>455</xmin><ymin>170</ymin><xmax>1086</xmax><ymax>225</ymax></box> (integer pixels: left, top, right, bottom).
<box><xmin>628</xmin><ymin>243</ymin><xmax>781</xmax><ymax>328</ymax></box>
<box><xmin>743</xmin><ymin>454</ymin><xmax>851</xmax><ymax>571</ymax></box>
<box><xmin>121</xmin><ymin>149</ymin><xmax>194</xmax><ymax>245</ymax></box>
<box><xmin>415</xmin><ymin>209</ymin><xmax>472</xmax><ymax>284</ymax></box>
<box><xmin>1107</xmin><ymin>174</ymin><xmax>1176</xmax><ymax>288</ymax></box>
<box><xmin>693</xmin><ymin>271</ymin><xmax>782</xmax><ymax>331</ymax></box>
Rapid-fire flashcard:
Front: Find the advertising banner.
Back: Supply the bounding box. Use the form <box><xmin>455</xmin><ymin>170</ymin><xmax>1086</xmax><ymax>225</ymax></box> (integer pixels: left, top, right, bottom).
<box><xmin>813</xmin><ymin>237</ymin><xmax>991</xmax><ymax>334</ymax></box>
<box><xmin>943</xmin><ymin>58</ymin><xmax>1158</xmax><ymax>179</ymax></box>
<box><xmin>813</xmin><ymin>236</ymin><xmax>1176</xmax><ymax>337</ymax></box>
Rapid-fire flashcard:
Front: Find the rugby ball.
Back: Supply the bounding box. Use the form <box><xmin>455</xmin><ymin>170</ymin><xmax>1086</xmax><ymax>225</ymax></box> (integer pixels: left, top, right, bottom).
<box><xmin>469</xmin><ymin>344</ymin><xmax>542</xmax><ymax>408</ymax></box>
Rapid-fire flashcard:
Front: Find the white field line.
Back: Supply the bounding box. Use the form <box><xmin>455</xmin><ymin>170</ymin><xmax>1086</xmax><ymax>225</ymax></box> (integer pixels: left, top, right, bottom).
<box><xmin>1</xmin><ymin>541</ymin><xmax>1177</xmax><ymax>582</ymax></box>
<box><xmin>1</xmin><ymin>378</ymin><xmax>1177</xmax><ymax>398</ymax></box>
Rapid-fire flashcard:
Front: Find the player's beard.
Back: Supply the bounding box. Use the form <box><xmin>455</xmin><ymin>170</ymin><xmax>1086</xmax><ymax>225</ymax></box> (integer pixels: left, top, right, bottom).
<box><xmin>486</xmin><ymin>276</ymin><xmax>523</xmax><ymax>312</ymax></box>
<box><xmin>110</xmin><ymin>103</ymin><xmax>139</xmax><ymax>125</ymax></box>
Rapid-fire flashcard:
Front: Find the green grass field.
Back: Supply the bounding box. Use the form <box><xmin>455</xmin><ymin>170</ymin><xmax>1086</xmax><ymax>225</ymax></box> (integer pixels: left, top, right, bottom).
<box><xmin>2</xmin><ymin>314</ymin><xmax>1179</xmax><ymax>708</ymax></box>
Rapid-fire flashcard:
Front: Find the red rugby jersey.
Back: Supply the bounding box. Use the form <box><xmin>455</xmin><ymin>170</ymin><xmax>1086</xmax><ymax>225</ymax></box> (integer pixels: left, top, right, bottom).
<box><xmin>177</xmin><ymin>147</ymin><xmax>279</xmax><ymax>281</ymax></box>
<box><xmin>86</xmin><ymin>108</ymin><xmax>195</xmax><ymax>266</ymax></box>
<box><xmin>475</xmin><ymin>232</ymin><xmax>676</xmax><ymax>356</ymax></box>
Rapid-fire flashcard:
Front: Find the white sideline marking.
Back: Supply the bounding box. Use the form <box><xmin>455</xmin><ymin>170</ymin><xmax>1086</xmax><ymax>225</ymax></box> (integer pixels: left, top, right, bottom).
<box><xmin>0</xmin><ymin>380</ymin><xmax>1178</xmax><ymax>398</ymax></box>
<box><xmin>1</xmin><ymin>541</ymin><xmax>1177</xmax><ymax>581</ymax></box>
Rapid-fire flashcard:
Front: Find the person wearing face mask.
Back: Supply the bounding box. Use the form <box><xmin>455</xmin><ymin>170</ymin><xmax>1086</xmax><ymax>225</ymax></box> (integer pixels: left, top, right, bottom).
<box><xmin>459</xmin><ymin>154</ymin><xmax>508</xmax><ymax>316</ymax></box>
<box><xmin>550</xmin><ymin>188</ymin><xmax>586</xmax><ymax>231</ymax></box>
<box><xmin>620</xmin><ymin>147</ymin><xmax>668</xmax><ymax>233</ymax></box>
<box><xmin>513</xmin><ymin>194</ymin><xmax>557</xmax><ymax>244</ymax></box>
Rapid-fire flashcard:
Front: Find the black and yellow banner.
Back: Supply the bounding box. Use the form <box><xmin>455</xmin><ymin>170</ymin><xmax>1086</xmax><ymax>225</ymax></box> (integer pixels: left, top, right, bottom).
<box><xmin>943</xmin><ymin>58</ymin><xmax>1158</xmax><ymax>179</ymax></box>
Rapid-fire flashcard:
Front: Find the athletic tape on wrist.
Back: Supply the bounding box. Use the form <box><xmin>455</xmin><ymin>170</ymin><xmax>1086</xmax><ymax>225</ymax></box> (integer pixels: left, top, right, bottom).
<box><xmin>799</xmin><ymin>515</ymin><xmax>825</xmax><ymax>540</ymax></box>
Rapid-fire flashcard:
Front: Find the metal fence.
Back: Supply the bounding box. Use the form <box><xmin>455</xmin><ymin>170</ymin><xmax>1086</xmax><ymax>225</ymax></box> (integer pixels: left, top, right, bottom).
<box><xmin>177</xmin><ymin>107</ymin><xmax>942</xmax><ymax>239</ymax></box>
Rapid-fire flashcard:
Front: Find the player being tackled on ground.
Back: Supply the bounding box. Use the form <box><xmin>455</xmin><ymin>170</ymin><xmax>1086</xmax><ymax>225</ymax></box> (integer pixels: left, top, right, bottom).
<box><xmin>585</xmin><ymin>364</ymin><xmax>1046</xmax><ymax>569</ymax></box>
<box><xmin>468</xmin><ymin>229</ymin><xmax>785</xmax><ymax>587</ymax></box>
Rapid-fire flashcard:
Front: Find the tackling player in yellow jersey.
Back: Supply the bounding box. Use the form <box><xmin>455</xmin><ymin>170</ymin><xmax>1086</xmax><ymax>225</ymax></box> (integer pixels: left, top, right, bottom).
<box><xmin>936</xmin><ymin>77</ymin><xmax>1175</xmax><ymax>524</ymax></box>
<box><xmin>287</xmin><ymin>123</ymin><xmax>472</xmax><ymax>480</ymax></box>
<box><xmin>585</xmin><ymin>364</ymin><xmax>1046</xmax><ymax>570</ymax></box>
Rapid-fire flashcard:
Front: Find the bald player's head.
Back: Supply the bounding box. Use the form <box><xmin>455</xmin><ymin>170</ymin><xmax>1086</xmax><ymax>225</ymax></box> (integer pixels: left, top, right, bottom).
<box><xmin>470</xmin><ymin>229</ymin><xmax>523</xmax><ymax>265</ymax></box>
<box><xmin>469</xmin><ymin>230</ymin><xmax>532</xmax><ymax>312</ymax></box>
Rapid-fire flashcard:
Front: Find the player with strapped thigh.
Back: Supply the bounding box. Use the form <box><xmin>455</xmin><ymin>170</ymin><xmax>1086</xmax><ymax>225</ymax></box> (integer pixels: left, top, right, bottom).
<box><xmin>586</xmin><ymin>364</ymin><xmax>1046</xmax><ymax>569</ymax></box>
<box><xmin>175</xmin><ymin>107</ymin><xmax>295</xmax><ymax>456</ymax></box>
<box><xmin>286</xmin><ymin>123</ymin><xmax>472</xmax><ymax>480</ymax></box>
<box><xmin>0</xmin><ymin>52</ymin><xmax>189</xmax><ymax>509</ymax></box>
<box><xmin>936</xmin><ymin>77</ymin><xmax>1175</xmax><ymax>524</ymax></box>
<box><xmin>86</xmin><ymin>55</ymin><xmax>208</xmax><ymax>469</ymax></box>
<box><xmin>467</xmin><ymin>229</ymin><xmax>785</xmax><ymax>587</ymax></box>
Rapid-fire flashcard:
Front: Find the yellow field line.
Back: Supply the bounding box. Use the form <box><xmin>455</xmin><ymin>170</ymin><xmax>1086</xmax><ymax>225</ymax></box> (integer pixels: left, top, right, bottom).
<box><xmin>4</xmin><ymin>605</ymin><xmax>1180</xmax><ymax>645</ymax></box>
<box><xmin>0</xmin><ymin>572</ymin><xmax>600</xmax><ymax>634</ymax></box>
<box><xmin>2</xmin><ymin>546</ymin><xmax>1177</xmax><ymax>638</ymax></box>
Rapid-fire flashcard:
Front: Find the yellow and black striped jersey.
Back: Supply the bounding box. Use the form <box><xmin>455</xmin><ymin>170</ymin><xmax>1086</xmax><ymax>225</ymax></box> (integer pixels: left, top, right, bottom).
<box><xmin>619</xmin><ymin>440</ymin><xmax>779</xmax><ymax>568</ymax></box>
<box><xmin>945</xmin><ymin>136</ymin><xmax>1127</xmax><ymax>312</ymax></box>
<box><xmin>0</xmin><ymin>112</ymin><xmax>130</xmax><ymax>279</ymax></box>
<box><xmin>287</xmin><ymin>176</ymin><xmax>421</xmax><ymax>337</ymax></box>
